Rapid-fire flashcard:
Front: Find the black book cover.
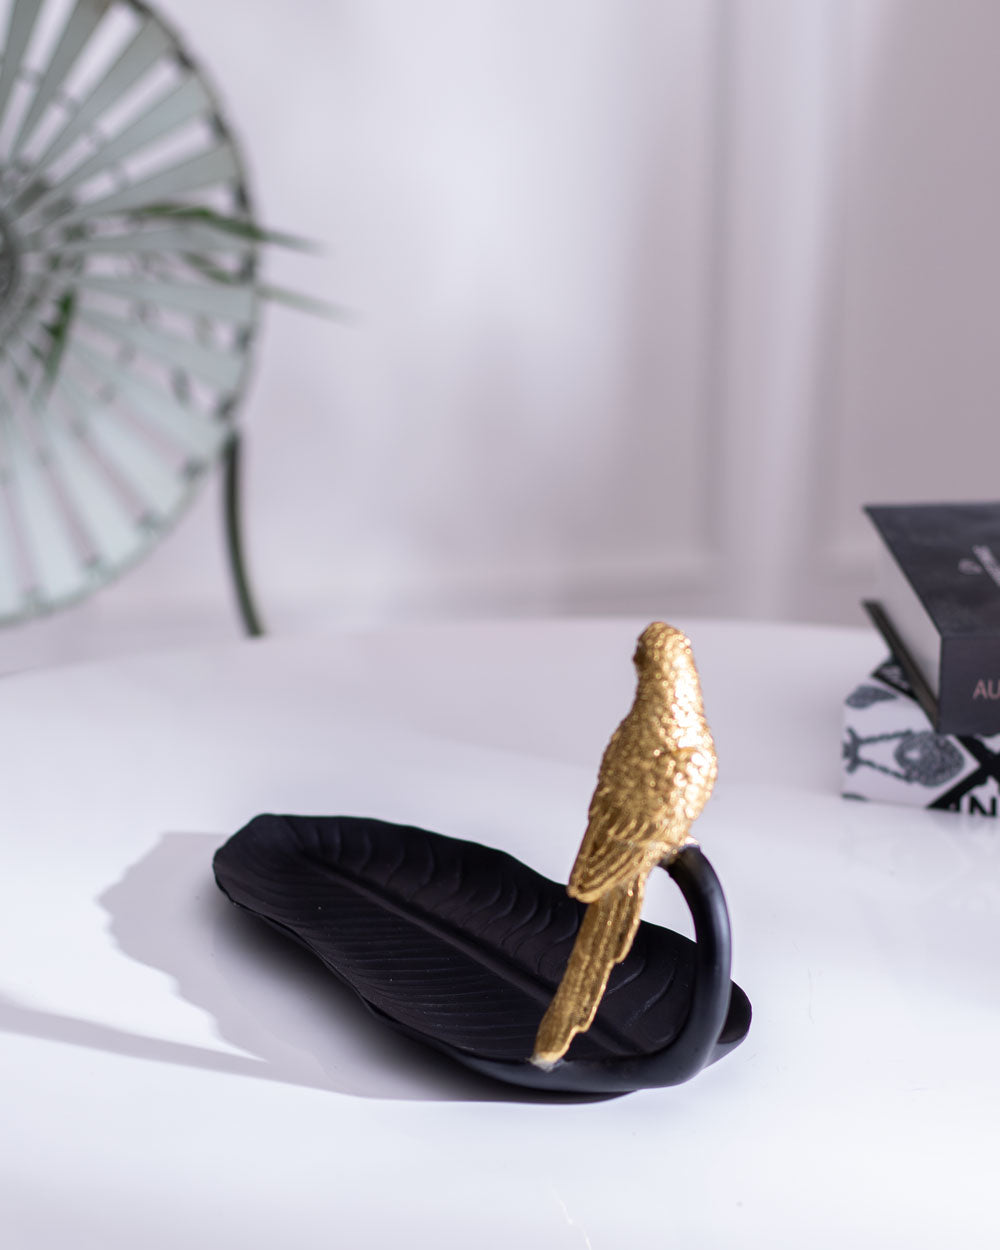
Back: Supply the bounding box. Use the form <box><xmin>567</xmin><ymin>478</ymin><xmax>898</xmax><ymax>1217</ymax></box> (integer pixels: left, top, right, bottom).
<box><xmin>865</xmin><ymin>502</ymin><xmax>1000</xmax><ymax>735</ymax></box>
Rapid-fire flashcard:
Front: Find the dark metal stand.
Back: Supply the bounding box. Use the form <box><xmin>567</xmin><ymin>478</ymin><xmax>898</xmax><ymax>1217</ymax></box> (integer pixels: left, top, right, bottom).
<box><xmin>222</xmin><ymin>431</ymin><xmax>265</xmax><ymax>638</ymax></box>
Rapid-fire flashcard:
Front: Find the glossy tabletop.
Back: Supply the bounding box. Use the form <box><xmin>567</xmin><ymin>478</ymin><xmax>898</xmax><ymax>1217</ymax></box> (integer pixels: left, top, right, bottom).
<box><xmin>2</xmin><ymin>618</ymin><xmax>998</xmax><ymax>1247</ymax></box>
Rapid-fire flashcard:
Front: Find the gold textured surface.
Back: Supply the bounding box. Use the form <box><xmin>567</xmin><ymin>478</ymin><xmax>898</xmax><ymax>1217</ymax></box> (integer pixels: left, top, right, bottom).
<box><xmin>531</xmin><ymin>622</ymin><xmax>717</xmax><ymax>1068</ymax></box>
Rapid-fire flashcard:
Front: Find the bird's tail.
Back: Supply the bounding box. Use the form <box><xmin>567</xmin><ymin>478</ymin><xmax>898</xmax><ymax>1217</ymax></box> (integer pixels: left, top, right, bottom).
<box><xmin>531</xmin><ymin>879</ymin><xmax>645</xmax><ymax>1068</ymax></box>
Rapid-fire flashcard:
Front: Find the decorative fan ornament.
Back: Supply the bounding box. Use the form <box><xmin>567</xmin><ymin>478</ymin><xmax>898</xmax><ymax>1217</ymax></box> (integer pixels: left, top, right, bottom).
<box><xmin>0</xmin><ymin>0</ymin><xmax>262</xmax><ymax>626</ymax></box>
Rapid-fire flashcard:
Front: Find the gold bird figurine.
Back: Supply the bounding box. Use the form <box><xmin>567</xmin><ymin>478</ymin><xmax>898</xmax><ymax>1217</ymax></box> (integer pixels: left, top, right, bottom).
<box><xmin>532</xmin><ymin>622</ymin><xmax>718</xmax><ymax>1068</ymax></box>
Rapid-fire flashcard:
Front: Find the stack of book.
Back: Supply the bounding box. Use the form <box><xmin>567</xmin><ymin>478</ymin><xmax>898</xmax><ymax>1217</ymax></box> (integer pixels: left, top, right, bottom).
<box><xmin>844</xmin><ymin>502</ymin><xmax>1000</xmax><ymax>816</ymax></box>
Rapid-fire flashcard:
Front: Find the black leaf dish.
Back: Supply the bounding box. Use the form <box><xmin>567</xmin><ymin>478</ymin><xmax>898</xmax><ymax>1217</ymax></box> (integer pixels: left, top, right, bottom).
<box><xmin>213</xmin><ymin>815</ymin><xmax>751</xmax><ymax>1094</ymax></box>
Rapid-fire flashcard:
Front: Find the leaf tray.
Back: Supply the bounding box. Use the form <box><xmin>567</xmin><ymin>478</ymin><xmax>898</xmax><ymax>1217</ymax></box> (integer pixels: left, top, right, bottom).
<box><xmin>213</xmin><ymin>814</ymin><xmax>750</xmax><ymax>1094</ymax></box>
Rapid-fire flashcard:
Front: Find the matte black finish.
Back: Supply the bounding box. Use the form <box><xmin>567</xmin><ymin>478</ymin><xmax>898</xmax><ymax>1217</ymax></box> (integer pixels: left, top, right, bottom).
<box><xmin>863</xmin><ymin>599</ymin><xmax>940</xmax><ymax>728</ymax></box>
<box><xmin>865</xmin><ymin>502</ymin><xmax>1000</xmax><ymax>734</ymax></box>
<box><xmin>213</xmin><ymin>814</ymin><xmax>750</xmax><ymax>1094</ymax></box>
<box><xmin>865</xmin><ymin>502</ymin><xmax>1000</xmax><ymax>635</ymax></box>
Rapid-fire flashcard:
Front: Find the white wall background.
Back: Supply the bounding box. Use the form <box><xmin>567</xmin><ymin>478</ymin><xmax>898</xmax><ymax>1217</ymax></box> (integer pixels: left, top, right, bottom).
<box><xmin>5</xmin><ymin>0</ymin><xmax>1000</xmax><ymax>670</ymax></box>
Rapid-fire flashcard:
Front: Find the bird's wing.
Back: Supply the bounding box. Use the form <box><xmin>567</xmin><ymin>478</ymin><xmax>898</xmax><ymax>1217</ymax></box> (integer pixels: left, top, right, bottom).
<box><xmin>568</xmin><ymin>797</ymin><xmax>659</xmax><ymax>899</ymax></box>
<box><xmin>568</xmin><ymin>745</ymin><xmax>713</xmax><ymax>899</ymax></box>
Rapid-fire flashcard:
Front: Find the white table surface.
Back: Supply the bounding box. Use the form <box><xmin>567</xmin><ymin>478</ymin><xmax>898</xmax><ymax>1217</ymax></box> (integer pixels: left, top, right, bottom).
<box><xmin>2</xmin><ymin>617</ymin><xmax>998</xmax><ymax>1248</ymax></box>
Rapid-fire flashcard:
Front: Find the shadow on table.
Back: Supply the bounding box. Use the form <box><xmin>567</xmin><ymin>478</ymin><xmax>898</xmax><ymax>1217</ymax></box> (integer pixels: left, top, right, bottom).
<box><xmin>0</xmin><ymin>831</ymin><xmax>598</xmax><ymax>1103</ymax></box>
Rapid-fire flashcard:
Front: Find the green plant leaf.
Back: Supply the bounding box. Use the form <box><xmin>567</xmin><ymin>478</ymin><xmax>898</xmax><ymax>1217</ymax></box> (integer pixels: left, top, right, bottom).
<box><xmin>37</xmin><ymin>290</ymin><xmax>75</xmax><ymax>394</ymax></box>
<box><xmin>255</xmin><ymin>282</ymin><xmax>349</xmax><ymax>321</ymax></box>
<box><xmin>133</xmin><ymin>203</ymin><xmax>321</xmax><ymax>253</ymax></box>
<box><xmin>180</xmin><ymin>252</ymin><xmax>348</xmax><ymax>321</ymax></box>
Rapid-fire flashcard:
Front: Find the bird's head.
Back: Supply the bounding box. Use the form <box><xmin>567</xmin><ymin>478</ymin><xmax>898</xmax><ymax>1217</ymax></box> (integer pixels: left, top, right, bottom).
<box><xmin>632</xmin><ymin>622</ymin><xmax>691</xmax><ymax>677</ymax></box>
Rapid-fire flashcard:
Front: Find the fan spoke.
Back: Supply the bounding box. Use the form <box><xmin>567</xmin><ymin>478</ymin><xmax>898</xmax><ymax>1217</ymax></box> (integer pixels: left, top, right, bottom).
<box><xmin>79</xmin><ymin>305</ymin><xmax>245</xmax><ymax>391</ymax></box>
<box><xmin>16</xmin><ymin>76</ymin><xmax>211</xmax><ymax>215</ymax></box>
<box><xmin>0</xmin><ymin>0</ymin><xmax>43</xmax><ymax>138</ymax></box>
<box><xmin>74</xmin><ymin>272</ymin><xmax>256</xmax><ymax>322</ymax></box>
<box><xmin>67</xmin><ymin>337</ymin><xmax>226</xmax><ymax>460</ymax></box>
<box><xmin>10</xmin><ymin>0</ymin><xmax>110</xmax><ymax>159</ymax></box>
<box><xmin>29</xmin><ymin>17</ymin><xmax>173</xmax><ymax>176</ymax></box>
